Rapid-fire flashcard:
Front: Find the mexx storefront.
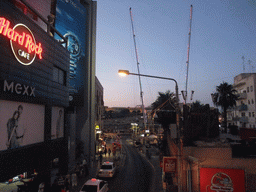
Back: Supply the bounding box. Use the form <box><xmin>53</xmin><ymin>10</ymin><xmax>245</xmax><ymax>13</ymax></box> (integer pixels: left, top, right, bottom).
<box><xmin>0</xmin><ymin>1</ymin><xmax>70</xmax><ymax>187</ymax></box>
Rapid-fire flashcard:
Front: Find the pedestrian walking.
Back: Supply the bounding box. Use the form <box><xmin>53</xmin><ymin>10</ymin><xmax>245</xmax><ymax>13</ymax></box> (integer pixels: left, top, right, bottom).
<box><xmin>104</xmin><ymin>147</ymin><xmax>107</xmax><ymax>156</ymax></box>
<box><xmin>66</xmin><ymin>174</ymin><xmax>71</xmax><ymax>185</ymax></box>
<box><xmin>82</xmin><ymin>159</ymin><xmax>88</xmax><ymax>176</ymax></box>
<box><xmin>146</xmin><ymin>149</ymin><xmax>151</xmax><ymax>159</ymax></box>
<box><xmin>71</xmin><ymin>173</ymin><xmax>77</xmax><ymax>186</ymax></box>
<box><xmin>99</xmin><ymin>152</ymin><xmax>103</xmax><ymax>165</ymax></box>
<box><xmin>64</xmin><ymin>178</ymin><xmax>69</xmax><ymax>192</ymax></box>
<box><xmin>38</xmin><ymin>182</ymin><xmax>45</xmax><ymax>192</ymax></box>
<box><xmin>75</xmin><ymin>163</ymin><xmax>80</xmax><ymax>177</ymax></box>
<box><xmin>108</xmin><ymin>148</ymin><xmax>111</xmax><ymax>157</ymax></box>
<box><xmin>51</xmin><ymin>179</ymin><xmax>59</xmax><ymax>192</ymax></box>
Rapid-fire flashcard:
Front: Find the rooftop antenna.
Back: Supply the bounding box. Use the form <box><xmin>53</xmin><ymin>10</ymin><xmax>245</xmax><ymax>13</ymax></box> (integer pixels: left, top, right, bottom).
<box><xmin>184</xmin><ymin>5</ymin><xmax>193</xmax><ymax>104</ymax></box>
<box><xmin>129</xmin><ymin>8</ymin><xmax>147</xmax><ymax>130</ymax></box>
<box><xmin>242</xmin><ymin>56</ymin><xmax>245</xmax><ymax>72</ymax></box>
<box><xmin>248</xmin><ymin>60</ymin><xmax>253</xmax><ymax>73</ymax></box>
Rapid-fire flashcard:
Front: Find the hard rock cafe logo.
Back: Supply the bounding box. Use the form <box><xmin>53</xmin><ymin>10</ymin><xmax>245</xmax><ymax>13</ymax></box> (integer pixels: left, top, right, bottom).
<box><xmin>209</xmin><ymin>172</ymin><xmax>234</xmax><ymax>192</ymax></box>
<box><xmin>0</xmin><ymin>17</ymin><xmax>43</xmax><ymax>65</ymax></box>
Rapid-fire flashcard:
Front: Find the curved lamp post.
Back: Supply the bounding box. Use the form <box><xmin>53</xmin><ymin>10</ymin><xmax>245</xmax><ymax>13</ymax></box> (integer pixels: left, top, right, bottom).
<box><xmin>118</xmin><ymin>70</ymin><xmax>179</xmax><ymax>105</ymax></box>
<box><xmin>118</xmin><ymin>69</ymin><xmax>183</xmax><ymax>192</ymax></box>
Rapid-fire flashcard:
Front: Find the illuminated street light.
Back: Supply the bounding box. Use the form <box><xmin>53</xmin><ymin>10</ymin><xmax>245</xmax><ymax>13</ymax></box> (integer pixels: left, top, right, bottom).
<box><xmin>118</xmin><ymin>69</ymin><xmax>183</xmax><ymax>192</ymax></box>
<box><xmin>118</xmin><ymin>69</ymin><xmax>179</xmax><ymax>104</ymax></box>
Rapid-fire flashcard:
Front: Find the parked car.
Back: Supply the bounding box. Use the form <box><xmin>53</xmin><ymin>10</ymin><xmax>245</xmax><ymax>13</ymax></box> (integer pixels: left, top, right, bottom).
<box><xmin>80</xmin><ymin>178</ymin><xmax>108</xmax><ymax>192</ymax></box>
<box><xmin>97</xmin><ymin>161</ymin><xmax>116</xmax><ymax>178</ymax></box>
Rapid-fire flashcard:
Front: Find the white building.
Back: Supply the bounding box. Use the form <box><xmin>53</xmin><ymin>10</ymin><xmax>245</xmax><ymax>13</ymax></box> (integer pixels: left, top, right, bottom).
<box><xmin>227</xmin><ymin>73</ymin><xmax>256</xmax><ymax>128</ymax></box>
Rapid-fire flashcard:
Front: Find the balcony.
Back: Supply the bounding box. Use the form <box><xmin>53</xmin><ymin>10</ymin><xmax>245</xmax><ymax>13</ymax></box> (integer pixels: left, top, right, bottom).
<box><xmin>237</xmin><ymin>104</ymin><xmax>248</xmax><ymax>111</ymax></box>
<box><xmin>232</xmin><ymin>116</ymin><xmax>240</xmax><ymax>121</ymax></box>
<box><xmin>236</xmin><ymin>92</ymin><xmax>247</xmax><ymax>100</ymax></box>
<box><xmin>239</xmin><ymin>116</ymin><xmax>248</xmax><ymax>123</ymax></box>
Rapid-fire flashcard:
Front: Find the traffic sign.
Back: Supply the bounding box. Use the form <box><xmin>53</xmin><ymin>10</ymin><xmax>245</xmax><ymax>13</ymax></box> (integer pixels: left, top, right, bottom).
<box><xmin>163</xmin><ymin>157</ymin><xmax>177</xmax><ymax>173</ymax></box>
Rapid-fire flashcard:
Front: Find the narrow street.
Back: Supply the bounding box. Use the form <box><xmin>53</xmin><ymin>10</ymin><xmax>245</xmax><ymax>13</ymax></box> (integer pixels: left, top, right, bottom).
<box><xmin>107</xmin><ymin>140</ymin><xmax>153</xmax><ymax>192</ymax></box>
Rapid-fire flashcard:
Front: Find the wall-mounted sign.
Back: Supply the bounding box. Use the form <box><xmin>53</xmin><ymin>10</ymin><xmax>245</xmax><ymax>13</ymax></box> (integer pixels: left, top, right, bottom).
<box><xmin>200</xmin><ymin>168</ymin><xmax>245</xmax><ymax>192</ymax></box>
<box><xmin>3</xmin><ymin>80</ymin><xmax>36</xmax><ymax>97</ymax></box>
<box><xmin>0</xmin><ymin>17</ymin><xmax>43</xmax><ymax>65</ymax></box>
<box><xmin>163</xmin><ymin>157</ymin><xmax>177</xmax><ymax>173</ymax></box>
<box><xmin>0</xmin><ymin>100</ymin><xmax>45</xmax><ymax>151</ymax></box>
<box><xmin>55</xmin><ymin>0</ymin><xmax>87</xmax><ymax>106</ymax></box>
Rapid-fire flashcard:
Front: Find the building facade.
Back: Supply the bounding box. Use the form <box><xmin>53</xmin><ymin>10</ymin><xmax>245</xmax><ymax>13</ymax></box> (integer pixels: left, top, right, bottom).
<box><xmin>0</xmin><ymin>0</ymin><xmax>98</xmax><ymax>188</ymax></box>
<box><xmin>227</xmin><ymin>73</ymin><xmax>256</xmax><ymax>128</ymax></box>
<box><xmin>0</xmin><ymin>0</ymin><xmax>69</xmax><ymax>183</ymax></box>
<box><xmin>95</xmin><ymin>76</ymin><xmax>104</xmax><ymax>152</ymax></box>
<box><xmin>52</xmin><ymin>0</ymin><xmax>97</xmax><ymax>170</ymax></box>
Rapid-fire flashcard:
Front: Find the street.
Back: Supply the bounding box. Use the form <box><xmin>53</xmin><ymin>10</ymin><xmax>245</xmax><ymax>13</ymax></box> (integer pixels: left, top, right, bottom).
<box><xmin>68</xmin><ymin>136</ymin><xmax>164</xmax><ymax>192</ymax></box>
<box><xmin>106</xmin><ymin>140</ymin><xmax>153</xmax><ymax>192</ymax></box>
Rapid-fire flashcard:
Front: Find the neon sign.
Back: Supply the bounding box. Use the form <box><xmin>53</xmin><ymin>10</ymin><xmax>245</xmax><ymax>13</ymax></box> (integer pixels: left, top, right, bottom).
<box><xmin>0</xmin><ymin>17</ymin><xmax>43</xmax><ymax>65</ymax></box>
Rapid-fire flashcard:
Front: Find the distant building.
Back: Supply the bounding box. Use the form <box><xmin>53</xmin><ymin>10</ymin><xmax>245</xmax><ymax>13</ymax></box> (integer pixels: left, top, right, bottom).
<box><xmin>227</xmin><ymin>73</ymin><xmax>256</xmax><ymax>128</ymax></box>
<box><xmin>95</xmin><ymin>77</ymin><xmax>104</xmax><ymax>151</ymax></box>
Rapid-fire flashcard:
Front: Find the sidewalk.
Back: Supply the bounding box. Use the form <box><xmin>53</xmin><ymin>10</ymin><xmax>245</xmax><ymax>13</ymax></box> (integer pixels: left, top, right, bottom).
<box><xmin>69</xmin><ymin>151</ymin><xmax>121</xmax><ymax>192</ymax></box>
<box><xmin>138</xmin><ymin>145</ymin><xmax>164</xmax><ymax>192</ymax></box>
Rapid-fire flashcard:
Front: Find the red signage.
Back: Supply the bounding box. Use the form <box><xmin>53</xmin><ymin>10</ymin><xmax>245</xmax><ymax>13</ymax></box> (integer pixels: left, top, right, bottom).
<box><xmin>0</xmin><ymin>17</ymin><xmax>42</xmax><ymax>65</ymax></box>
<box><xmin>200</xmin><ymin>168</ymin><xmax>245</xmax><ymax>192</ymax></box>
<box><xmin>163</xmin><ymin>157</ymin><xmax>177</xmax><ymax>173</ymax></box>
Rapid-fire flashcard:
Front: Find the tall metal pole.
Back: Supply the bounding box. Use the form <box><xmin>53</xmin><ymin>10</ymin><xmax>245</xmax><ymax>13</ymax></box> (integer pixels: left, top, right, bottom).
<box><xmin>129</xmin><ymin>8</ymin><xmax>147</xmax><ymax>132</ymax></box>
<box><xmin>119</xmin><ymin>69</ymin><xmax>181</xmax><ymax>191</ymax></box>
<box><xmin>185</xmin><ymin>5</ymin><xmax>193</xmax><ymax>104</ymax></box>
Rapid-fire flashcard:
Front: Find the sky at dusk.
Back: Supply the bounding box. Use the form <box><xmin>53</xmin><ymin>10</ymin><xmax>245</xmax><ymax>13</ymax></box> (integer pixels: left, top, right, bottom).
<box><xmin>96</xmin><ymin>0</ymin><xmax>256</xmax><ymax>108</ymax></box>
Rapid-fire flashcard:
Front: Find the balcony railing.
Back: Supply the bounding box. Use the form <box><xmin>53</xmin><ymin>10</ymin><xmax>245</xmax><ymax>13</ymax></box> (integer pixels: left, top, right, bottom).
<box><xmin>20</xmin><ymin>0</ymin><xmax>67</xmax><ymax>48</ymax></box>
<box><xmin>232</xmin><ymin>116</ymin><xmax>240</xmax><ymax>121</ymax></box>
<box><xmin>236</xmin><ymin>92</ymin><xmax>247</xmax><ymax>100</ymax></box>
<box><xmin>239</xmin><ymin>116</ymin><xmax>248</xmax><ymax>123</ymax></box>
<box><xmin>237</xmin><ymin>104</ymin><xmax>248</xmax><ymax>111</ymax></box>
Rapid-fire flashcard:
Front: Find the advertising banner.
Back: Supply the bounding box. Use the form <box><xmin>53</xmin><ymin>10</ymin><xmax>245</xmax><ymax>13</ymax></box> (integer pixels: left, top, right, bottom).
<box><xmin>200</xmin><ymin>168</ymin><xmax>245</xmax><ymax>192</ymax></box>
<box><xmin>54</xmin><ymin>0</ymin><xmax>87</xmax><ymax>106</ymax></box>
<box><xmin>51</xmin><ymin>106</ymin><xmax>64</xmax><ymax>139</ymax></box>
<box><xmin>0</xmin><ymin>100</ymin><xmax>45</xmax><ymax>151</ymax></box>
<box><xmin>163</xmin><ymin>157</ymin><xmax>177</xmax><ymax>173</ymax></box>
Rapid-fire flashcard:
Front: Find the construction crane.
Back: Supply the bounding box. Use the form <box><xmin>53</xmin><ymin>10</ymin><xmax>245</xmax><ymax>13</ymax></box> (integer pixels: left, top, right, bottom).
<box><xmin>129</xmin><ymin>7</ymin><xmax>147</xmax><ymax>131</ymax></box>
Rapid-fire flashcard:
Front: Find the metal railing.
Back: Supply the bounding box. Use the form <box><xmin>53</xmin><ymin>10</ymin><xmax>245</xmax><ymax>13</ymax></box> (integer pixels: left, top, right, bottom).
<box><xmin>20</xmin><ymin>0</ymin><xmax>67</xmax><ymax>48</ymax></box>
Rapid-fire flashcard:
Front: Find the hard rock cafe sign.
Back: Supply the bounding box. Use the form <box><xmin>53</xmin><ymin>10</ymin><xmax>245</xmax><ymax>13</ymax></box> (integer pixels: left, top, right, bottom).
<box><xmin>0</xmin><ymin>17</ymin><xmax>43</xmax><ymax>65</ymax></box>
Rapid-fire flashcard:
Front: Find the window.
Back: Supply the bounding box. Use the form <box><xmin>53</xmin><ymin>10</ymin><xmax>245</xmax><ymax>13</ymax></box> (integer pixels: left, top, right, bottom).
<box><xmin>248</xmin><ymin>100</ymin><xmax>250</xmax><ymax>104</ymax></box>
<box><xmin>241</xmin><ymin>112</ymin><xmax>245</xmax><ymax>117</ymax></box>
<box><xmin>252</xmin><ymin>99</ymin><xmax>254</xmax><ymax>104</ymax></box>
<box><xmin>251</xmin><ymin>86</ymin><xmax>253</xmax><ymax>92</ymax></box>
<box><xmin>247</xmin><ymin>87</ymin><xmax>249</xmax><ymax>92</ymax></box>
<box><xmin>249</xmin><ymin>112</ymin><xmax>251</xmax><ymax>117</ymax></box>
<box><xmin>253</xmin><ymin>112</ymin><xmax>255</xmax><ymax>117</ymax></box>
<box><xmin>53</xmin><ymin>66</ymin><xmax>66</xmax><ymax>85</ymax></box>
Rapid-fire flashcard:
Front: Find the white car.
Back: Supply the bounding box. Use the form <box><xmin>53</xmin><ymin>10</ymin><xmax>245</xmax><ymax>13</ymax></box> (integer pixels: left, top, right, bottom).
<box><xmin>80</xmin><ymin>178</ymin><xmax>108</xmax><ymax>192</ymax></box>
<box><xmin>97</xmin><ymin>161</ymin><xmax>116</xmax><ymax>178</ymax></box>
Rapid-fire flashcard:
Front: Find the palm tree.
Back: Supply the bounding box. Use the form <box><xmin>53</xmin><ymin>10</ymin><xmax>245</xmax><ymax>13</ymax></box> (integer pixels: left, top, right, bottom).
<box><xmin>212</xmin><ymin>82</ymin><xmax>237</xmax><ymax>133</ymax></box>
<box><xmin>151</xmin><ymin>90</ymin><xmax>176</xmax><ymax>155</ymax></box>
<box><xmin>190</xmin><ymin>100</ymin><xmax>205</xmax><ymax>112</ymax></box>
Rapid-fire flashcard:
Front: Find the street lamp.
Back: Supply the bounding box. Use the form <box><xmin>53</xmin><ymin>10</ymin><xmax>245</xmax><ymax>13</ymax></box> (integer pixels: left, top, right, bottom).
<box><xmin>118</xmin><ymin>69</ymin><xmax>183</xmax><ymax>192</ymax></box>
<box><xmin>118</xmin><ymin>70</ymin><xmax>180</xmax><ymax>105</ymax></box>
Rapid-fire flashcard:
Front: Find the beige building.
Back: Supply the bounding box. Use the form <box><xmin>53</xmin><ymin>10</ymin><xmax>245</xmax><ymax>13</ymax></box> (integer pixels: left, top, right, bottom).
<box><xmin>227</xmin><ymin>73</ymin><xmax>256</xmax><ymax>128</ymax></box>
<box><xmin>168</xmin><ymin>134</ymin><xmax>256</xmax><ymax>192</ymax></box>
